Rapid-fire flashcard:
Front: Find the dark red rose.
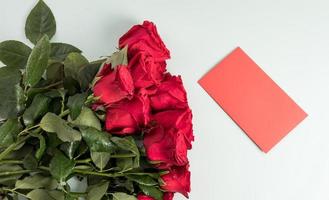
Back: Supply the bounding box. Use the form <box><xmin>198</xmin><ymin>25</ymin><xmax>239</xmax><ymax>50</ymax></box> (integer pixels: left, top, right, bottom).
<box><xmin>137</xmin><ymin>193</ymin><xmax>173</xmax><ymax>200</ymax></box>
<box><xmin>163</xmin><ymin>193</ymin><xmax>174</xmax><ymax>200</ymax></box>
<box><xmin>161</xmin><ymin>165</ymin><xmax>191</xmax><ymax>198</ymax></box>
<box><xmin>105</xmin><ymin>89</ymin><xmax>150</xmax><ymax>135</ymax></box>
<box><xmin>119</xmin><ymin>21</ymin><xmax>170</xmax><ymax>62</ymax></box>
<box><xmin>149</xmin><ymin>74</ymin><xmax>188</xmax><ymax>111</ymax></box>
<box><xmin>144</xmin><ymin>109</ymin><xmax>194</xmax><ymax>167</ymax></box>
<box><xmin>137</xmin><ymin>194</ymin><xmax>154</xmax><ymax>200</ymax></box>
<box><xmin>144</xmin><ymin>124</ymin><xmax>188</xmax><ymax>168</ymax></box>
<box><xmin>128</xmin><ymin>51</ymin><xmax>167</xmax><ymax>89</ymax></box>
<box><xmin>151</xmin><ymin>109</ymin><xmax>194</xmax><ymax>150</ymax></box>
<box><xmin>93</xmin><ymin>64</ymin><xmax>134</xmax><ymax>105</ymax></box>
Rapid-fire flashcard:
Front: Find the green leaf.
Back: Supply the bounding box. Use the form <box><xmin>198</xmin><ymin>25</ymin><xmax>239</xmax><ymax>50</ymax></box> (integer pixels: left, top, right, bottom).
<box><xmin>116</xmin><ymin>158</ymin><xmax>133</xmax><ymax>172</ymax></box>
<box><xmin>49</xmin><ymin>152</ymin><xmax>75</xmax><ymax>183</ymax></box>
<box><xmin>23</xmin><ymin>153</ymin><xmax>38</xmax><ymax>170</ymax></box>
<box><xmin>110</xmin><ymin>46</ymin><xmax>128</xmax><ymax>69</ymax></box>
<box><xmin>15</xmin><ymin>174</ymin><xmax>57</xmax><ymax>189</ymax></box>
<box><xmin>50</xmin><ymin>43</ymin><xmax>81</xmax><ymax>61</ymax></box>
<box><xmin>90</xmin><ymin>152</ymin><xmax>110</xmax><ymax>170</ymax></box>
<box><xmin>27</xmin><ymin>189</ymin><xmax>65</xmax><ymax>200</ymax></box>
<box><xmin>25</xmin><ymin>35</ymin><xmax>51</xmax><ymax>87</ymax></box>
<box><xmin>0</xmin><ymin>164</ymin><xmax>23</xmax><ymax>186</ymax></box>
<box><xmin>111</xmin><ymin>136</ymin><xmax>140</xmax><ymax>168</ymax></box>
<box><xmin>23</xmin><ymin>93</ymin><xmax>51</xmax><ymax>126</ymax></box>
<box><xmin>78</xmin><ymin>62</ymin><xmax>102</xmax><ymax>91</ymax></box>
<box><xmin>80</xmin><ymin>127</ymin><xmax>114</xmax><ymax>152</ymax></box>
<box><xmin>60</xmin><ymin>141</ymin><xmax>79</xmax><ymax>159</ymax></box>
<box><xmin>64</xmin><ymin>52</ymin><xmax>88</xmax><ymax>81</ymax></box>
<box><xmin>0</xmin><ymin>67</ymin><xmax>24</xmax><ymax>120</ymax></box>
<box><xmin>25</xmin><ymin>0</ymin><xmax>56</xmax><ymax>44</ymax></box>
<box><xmin>127</xmin><ymin>174</ymin><xmax>158</xmax><ymax>186</ymax></box>
<box><xmin>0</xmin><ymin>40</ymin><xmax>31</xmax><ymax>68</ymax></box>
<box><xmin>86</xmin><ymin>181</ymin><xmax>109</xmax><ymax>200</ymax></box>
<box><xmin>67</xmin><ymin>93</ymin><xmax>88</xmax><ymax>120</ymax></box>
<box><xmin>0</xmin><ymin>119</ymin><xmax>22</xmax><ymax>148</ymax></box>
<box><xmin>138</xmin><ymin>184</ymin><xmax>163</xmax><ymax>200</ymax></box>
<box><xmin>112</xmin><ymin>192</ymin><xmax>137</xmax><ymax>200</ymax></box>
<box><xmin>46</xmin><ymin>62</ymin><xmax>64</xmax><ymax>83</ymax></box>
<box><xmin>40</xmin><ymin>112</ymin><xmax>81</xmax><ymax>142</ymax></box>
<box><xmin>71</xmin><ymin>107</ymin><xmax>101</xmax><ymax>130</ymax></box>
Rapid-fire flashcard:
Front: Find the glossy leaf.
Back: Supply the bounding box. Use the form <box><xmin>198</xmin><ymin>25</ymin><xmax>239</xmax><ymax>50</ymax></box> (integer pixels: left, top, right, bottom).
<box><xmin>25</xmin><ymin>0</ymin><xmax>56</xmax><ymax>44</ymax></box>
<box><xmin>15</xmin><ymin>174</ymin><xmax>57</xmax><ymax>189</ymax></box>
<box><xmin>0</xmin><ymin>40</ymin><xmax>31</xmax><ymax>68</ymax></box>
<box><xmin>91</xmin><ymin>152</ymin><xmax>110</xmax><ymax>170</ymax></box>
<box><xmin>0</xmin><ymin>67</ymin><xmax>23</xmax><ymax>120</ymax></box>
<box><xmin>67</xmin><ymin>93</ymin><xmax>87</xmax><ymax>120</ymax></box>
<box><xmin>126</xmin><ymin>174</ymin><xmax>158</xmax><ymax>186</ymax></box>
<box><xmin>72</xmin><ymin>107</ymin><xmax>101</xmax><ymax>130</ymax></box>
<box><xmin>40</xmin><ymin>112</ymin><xmax>81</xmax><ymax>142</ymax></box>
<box><xmin>23</xmin><ymin>93</ymin><xmax>51</xmax><ymax>126</ymax></box>
<box><xmin>0</xmin><ymin>165</ymin><xmax>23</xmax><ymax>186</ymax></box>
<box><xmin>49</xmin><ymin>152</ymin><xmax>75</xmax><ymax>183</ymax></box>
<box><xmin>112</xmin><ymin>192</ymin><xmax>137</xmax><ymax>200</ymax></box>
<box><xmin>80</xmin><ymin>127</ymin><xmax>114</xmax><ymax>152</ymax></box>
<box><xmin>50</xmin><ymin>43</ymin><xmax>81</xmax><ymax>61</ymax></box>
<box><xmin>27</xmin><ymin>189</ymin><xmax>64</xmax><ymax>200</ymax></box>
<box><xmin>25</xmin><ymin>35</ymin><xmax>51</xmax><ymax>87</ymax></box>
<box><xmin>64</xmin><ymin>52</ymin><xmax>88</xmax><ymax>81</ymax></box>
<box><xmin>86</xmin><ymin>181</ymin><xmax>109</xmax><ymax>200</ymax></box>
<box><xmin>111</xmin><ymin>136</ymin><xmax>140</xmax><ymax>167</ymax></box>
<box><xmin>138</xmin><ymin>184</ymin><xmax>163</xmax><ymax>200</ymax></box>
<box><xmin>0</xmin><ymin>119</ymin><xmax>22</xmax><ymax>148</ymax></box>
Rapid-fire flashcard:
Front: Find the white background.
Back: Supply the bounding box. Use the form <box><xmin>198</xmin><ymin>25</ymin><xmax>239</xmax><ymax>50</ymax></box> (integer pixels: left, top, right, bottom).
<box><xmin>0</xmin><ymin>0</ymin><xmax>328</xmax><ymax>200</ymax></box>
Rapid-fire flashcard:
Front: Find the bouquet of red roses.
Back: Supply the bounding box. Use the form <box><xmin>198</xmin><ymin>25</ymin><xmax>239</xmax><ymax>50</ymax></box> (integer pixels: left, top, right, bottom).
<box><xmin>0</xmin><ymin>1</ymin><xmax>193</xmax><ymax>200</ymax></box>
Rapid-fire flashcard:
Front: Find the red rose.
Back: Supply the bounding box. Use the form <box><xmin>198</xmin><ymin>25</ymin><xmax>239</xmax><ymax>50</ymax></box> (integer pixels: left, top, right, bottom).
<box><xmin>150</xmin><ymin>109</ymin><xmax>194</xmax><ymax>150</ymax></box>
<box><xmin>137</xmin><ymin>193</ymin><xmax>173</xmax><ymax>200</ymax></box>
<box><xmin>93</xmin><ymin>64</ymin><xmax>134</xmax><ymax>105</ymax></box>
<box><xmin>161</xmin><ymin>165</ymin><xmax>191</xmax><ymax>198</ymax></box>
<box><xmin>119</xmin><ymin>21</ymin><xmax>170</xmax><ymax>62</ymax></box>
<box><xmin>105</xmin><ymin>89</ymin><xmax>150</xmax><ymax>135</ymax></box>
<box><xmin>128</xmin><ymin>51</ymin><xmax>167</xmax><ymax>88</ymax></box>
<box><xmin>163</xmin><ymin>193</ymin><xmax>174</xmax><ymax>200</ymax></box>
<box><xmin>149</xmin><ymin>74</ymin><xmax>188</xmax><ymax>111</ymax></box>
<box><xmin>137</xmin><ymin>194</ymin><xmax>154</xmax><ymax>200</ymax></box>
<box><xmin>144</xmin><ymin>109</ymin><xmax>194</xmax><ymax>167</ymax></box>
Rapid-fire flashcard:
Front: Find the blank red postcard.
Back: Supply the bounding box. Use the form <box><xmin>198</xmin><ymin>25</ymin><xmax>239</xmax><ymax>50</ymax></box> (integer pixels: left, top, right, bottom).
<box><xmin>199</xmin><ymin>47</ymin><xmax>307</xmax><ymax>153</ymax></box>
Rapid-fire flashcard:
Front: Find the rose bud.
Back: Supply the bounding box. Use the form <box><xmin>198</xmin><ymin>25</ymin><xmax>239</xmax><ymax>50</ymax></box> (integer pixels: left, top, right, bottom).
<box><xmin>119</xmin><ymin>21</ymin><xmax>170</xmax><ymax>62</ymax></box>
<box><xmin>93</xmin><ymin>64</ymin><xmax>134</xmax><ymax>105</ymax></box>
<box><xmin>105</xmin><ymin>89</ymin><xmax>150</xmax><ymax>135</ymax></box>
<box><xmin>149</xmin><ymin>74</ymin><xmax>188</xmax><ymax>111</ymax></box>
<box><xmin>160</xmin><ymin>165</ymin><xmax>191</xmax><ymax>198</ymax></box>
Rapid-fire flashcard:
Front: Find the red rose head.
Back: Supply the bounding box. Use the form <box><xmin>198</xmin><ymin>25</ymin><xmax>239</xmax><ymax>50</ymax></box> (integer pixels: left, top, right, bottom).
<box><xmin>105</xmin><ymin>89</ymin><xmax>150</xmax><ymax>135</ymax></box>
<box><xmin>161</xmin><ymin>165</ymin><xmax>191</xmax><ymax>198</ymax></box>
<box><xmin>93</xmin><ymin>64</ymin><xmax>134</xmax><ymax>105</ymax></box>
<box><xmin>119</xmin><ymin>21</ymin><xmax>170</xmax><ymax>62</ymax></box>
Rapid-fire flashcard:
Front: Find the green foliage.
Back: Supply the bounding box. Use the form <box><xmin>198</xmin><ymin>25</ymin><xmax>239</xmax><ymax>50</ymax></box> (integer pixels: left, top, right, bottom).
<box><xmin>25</xmin><ymin>0</ymin><xmax>56</xmax><ymax>44</ymax></box>
<box><xmin>0</xmin><ymin>40</ymin><xmax>31</xmax><ymax>68</ymax></box>
<box><xmin>49</xmin><ymin>152</ymin><xmax>75</xmax><ymax>183</ymax></box>
<box><xmin>25</xmin><ymin>35</ymin><xmax>51</xmax><ymax>87</ymax></box>
<box><xmin>0</xmin><ymin>1</ymin><xmax>163</xmax><ymax>199</ymax></box>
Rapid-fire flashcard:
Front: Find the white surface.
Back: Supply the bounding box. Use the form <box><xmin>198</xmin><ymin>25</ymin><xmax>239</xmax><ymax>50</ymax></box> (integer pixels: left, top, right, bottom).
<box><xmin>0</xmin><ymin>0</ymin><xmax>328</xmax><ymax>199</ymax></box>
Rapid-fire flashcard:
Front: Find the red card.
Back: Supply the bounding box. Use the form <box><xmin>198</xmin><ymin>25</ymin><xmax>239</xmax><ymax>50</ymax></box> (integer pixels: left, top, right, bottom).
<box><xmin>198</xmin><ymin>47</ymin><xmax>307</xmax><ymax>153</ymax></box>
